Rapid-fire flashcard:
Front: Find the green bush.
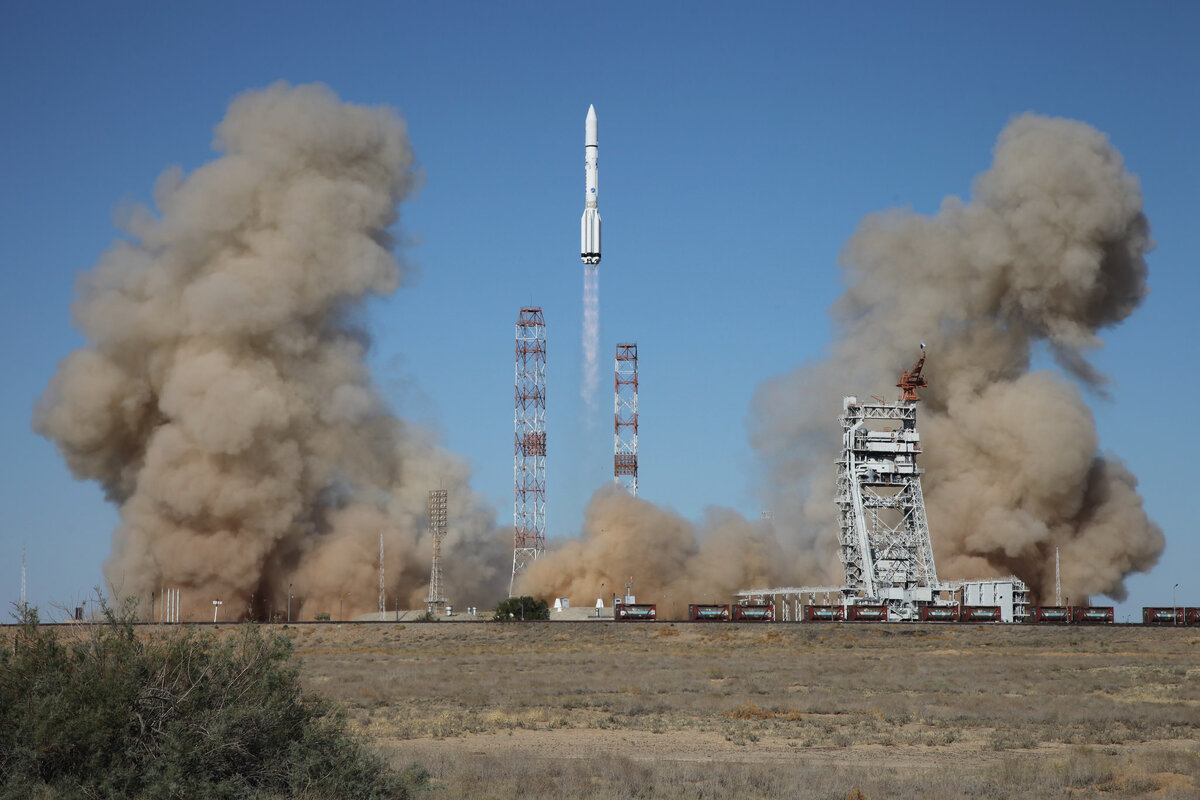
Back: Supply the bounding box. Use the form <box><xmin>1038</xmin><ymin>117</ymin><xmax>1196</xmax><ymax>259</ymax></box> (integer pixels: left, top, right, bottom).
<box><xmin>493</xmin><ymin>596</ymin><xmax>549</xmax><ymax>621</ymax></box>
<box><xmin>0</xmin><ymin>601</ymin><xmax>424</xmax><ymax>799</ymax></box>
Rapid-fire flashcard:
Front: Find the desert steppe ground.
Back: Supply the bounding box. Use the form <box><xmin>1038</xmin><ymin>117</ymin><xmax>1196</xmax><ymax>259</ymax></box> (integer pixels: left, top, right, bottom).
<box><xmin>283</xmin><ymin>620</ymin><xmax>1199</xmax><ymax>799</ymax></box>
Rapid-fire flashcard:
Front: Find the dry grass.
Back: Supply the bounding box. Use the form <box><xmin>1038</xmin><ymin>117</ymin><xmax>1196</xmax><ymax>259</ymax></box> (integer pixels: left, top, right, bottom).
<box><xmin>289</xmin><ymin>622</ymin><xmax>1200</xmax><ymax>797</ymax></box>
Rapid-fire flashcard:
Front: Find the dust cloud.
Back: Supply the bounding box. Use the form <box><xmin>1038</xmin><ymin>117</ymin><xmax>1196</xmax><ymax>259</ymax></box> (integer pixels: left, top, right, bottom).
<box><xmin>34</xmin><ymin>83</ymin><xmax>509</xmax><ymax>621</ymax></box>
<box><xmin>518</xmin><ymin>487</ymin><xmax>794</xmax><ymax>612</ymax></box>
<box><xmin>752</xmin><ymin>113</ymin><xmax>1163</xmax><ymax>602</ymax></box>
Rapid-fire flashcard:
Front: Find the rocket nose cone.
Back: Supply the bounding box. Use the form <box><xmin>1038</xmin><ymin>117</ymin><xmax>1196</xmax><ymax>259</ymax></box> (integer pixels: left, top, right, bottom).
<box><xmin>587</xmin><ymin>104</ymin><xmax>596</xmax><ymax>119</ymax></box>
<box><xmin>585</xmin><ymin>104</ymin><xmax>598</xmax><ymax>145</ymax></box>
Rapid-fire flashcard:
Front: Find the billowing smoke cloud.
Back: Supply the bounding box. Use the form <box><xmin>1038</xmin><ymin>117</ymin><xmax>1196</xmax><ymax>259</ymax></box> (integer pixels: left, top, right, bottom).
<box><xmin>752</xmin><ymin>113</ymin><xmax>1163</xmax><ymax>602</ymax></box>
<box><xmin>34</xmin><ymin>83</ymin><xmax>509</xmax><ymax>620</ymax></box>
<box><xmin>519</xmin><ymin>487</ymin><xmax>794</xmax><ymax>611</ymax></box>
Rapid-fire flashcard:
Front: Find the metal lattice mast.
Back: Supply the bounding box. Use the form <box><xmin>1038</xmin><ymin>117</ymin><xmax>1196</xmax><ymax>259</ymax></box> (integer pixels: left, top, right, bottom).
<box><xmin>512</xmin><ymin>308</ymin><xmax>547</xmax><ymax>594</ymax></box>
<box><xmin>1055</xmin><ymin>547</ymin><xmax>1062</xmax><ymax>606</ymax></box>
<box><xmin>378</xmin><ymin>532</ymin><xmax>385</xmax><ymax>617</ymax></box>
<box><xmin>834</xmin><ymin>350</ymin><xmax>938</xmax><ymax>615</ymax></box>
<box><xmin>614</xmin><ymin>343</ymin><xmax>639</xmax><ymax>495</ymax></box>
<box><xmin>425</xmin><ymin>489</ymin><xmax>448</xmax><ymax>613</ymax></box>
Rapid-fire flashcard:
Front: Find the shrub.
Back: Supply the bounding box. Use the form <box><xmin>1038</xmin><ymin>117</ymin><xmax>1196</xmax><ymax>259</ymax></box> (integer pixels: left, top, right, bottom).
<box><xmin>0</xmin><ymin>601</ymin><xmax>424</xmax><ymax>799</ymax></box>
<box><xmin>493</xmin><ymin>597</ymin><xmax>549</xmax><ymax>621</ymax></box>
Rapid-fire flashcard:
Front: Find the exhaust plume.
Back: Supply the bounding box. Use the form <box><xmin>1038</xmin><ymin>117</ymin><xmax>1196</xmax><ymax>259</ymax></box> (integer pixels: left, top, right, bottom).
<box><xmin>752</xmin><ymin>113</ymin><xmax>1163</xmax><ymax>602</ymax></box>
<box><xmin>581</xmin><ymin>266</ymin><xmax>600</xmax><ymax>412</ymax></box>
<box><xmin>34</xmin><ymin>82</ymin><xmax>509</xmax><ymax>620</ymax></box>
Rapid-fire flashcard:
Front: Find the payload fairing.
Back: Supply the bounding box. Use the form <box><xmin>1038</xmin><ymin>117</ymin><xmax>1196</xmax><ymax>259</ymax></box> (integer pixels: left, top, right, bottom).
<box><xmin>581</xmin><ymin>104</ymin><xmax>601</xmax><ymax>265</ymax></box>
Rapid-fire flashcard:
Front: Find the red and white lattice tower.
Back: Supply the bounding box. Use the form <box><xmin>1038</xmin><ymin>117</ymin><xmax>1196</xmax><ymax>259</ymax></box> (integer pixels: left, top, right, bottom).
<box><xmin>614</xmin><ymin>343</ymin><xmax>638</xmax><ymax>495</ymax></box>
<box><xmin>512</xmin><ymin>307</ymin><xmax>547</xmax><ymax>594</ymax></box>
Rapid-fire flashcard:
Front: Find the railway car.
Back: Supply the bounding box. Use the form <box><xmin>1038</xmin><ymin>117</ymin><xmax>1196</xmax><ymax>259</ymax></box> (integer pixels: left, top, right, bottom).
<box><xmin>614</xmin><ymin>603</ymin><xmax>656</xmax><ymax>621</ymax></box>
<box><xmin>731</xmin><ymin>604</ymin><xmax>774</xmax><ymax>622</ymax></box>
<box><xmin>804</xmin><ymin>605</ymin><xmax>845</xmax><ymax>622</ymax></box>
<box><xmin>1030</xmin><ymin>606</ymin><xmax>1071</xmax><ymax>623</ymax></box>
<box><xmin>918</xmin><ymin>605</ymin><xmax>959</xmax><ymax>622</ymax></box>
<box><xmin>1143</xmin><ymin>607</ymin><xmax>1186</xmax><ymax>625</ymax></box>
<box><xmin>688</xmin><ymin>604</ymin><xmax>730</xmax><ymax>621</ymax></box>
<box><xmin>959</xmin><ymin>606</ymin><xmax>1002</xmax><ymax>622</ymax></box>
<box><xmin>1070</xmin><ymin>606</ymin><xmax>1114</xmax><ymax>624</ymax></box>
<box><xmin>847</xmin><ymin>605</ymin><xmax>888</xmax><ymax>622</ymax></box>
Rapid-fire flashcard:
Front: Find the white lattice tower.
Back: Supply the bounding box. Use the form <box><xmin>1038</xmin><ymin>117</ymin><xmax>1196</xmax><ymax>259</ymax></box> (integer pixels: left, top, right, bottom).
<box><xmin>425</xmin><ymin>489</ymin><xmax>448</xmax><ymax>613</ymax></box>
<box><xmin>379</xmin><ymin>532</ymin><xmax>385</xmax><ymax>616</ymax></box>
<box><xmin>614</xmin><ymin>343</ymin><xmax>638</xmax><ymax>495</ymax></box>
<box><xmin>512</xmin><ymin>307</ymin><xmax>547</xmax><ymax>594</ymax></box>
<box><xmin>834</xmin><ymin>353</ymin><xmax>938</xmax><ymax>613</ymax></box>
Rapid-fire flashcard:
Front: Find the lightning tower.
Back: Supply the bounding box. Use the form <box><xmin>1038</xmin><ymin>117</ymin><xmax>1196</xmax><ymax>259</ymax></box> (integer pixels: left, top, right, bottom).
<box><xmin>379</xmin><ymin>532</ymin><xmax>385</xmax><ymax>617</ymax></box>
<box><xmin>425</xmin><ymin>489</ymin><xmax>448</xmax><ymax>614</ymax></box>
<box><xmin>614</xmin><ymin>343</ymin><xmax>638</xmax><ymax>495</ymax></box>
<box><xmin>512</xmin><ymin>307</ymin><xmax>547</xmax><ymax>593</ymax></box>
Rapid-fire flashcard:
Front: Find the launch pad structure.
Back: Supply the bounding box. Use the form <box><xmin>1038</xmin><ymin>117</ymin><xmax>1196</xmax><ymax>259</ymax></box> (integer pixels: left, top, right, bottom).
<box><xmin>739</xmin><ymin>351</ymin><xmax>1028</xmax><ymax>622</ymax></box>
<box><xmin>511</xmin><ymin>307</ymin><xmax>547</xmax><ymax>594</ymax></box>
<box><xmin>614</xmin><ymin>343</ymin><xmax>638</xmax><ymax>495</ymax></box>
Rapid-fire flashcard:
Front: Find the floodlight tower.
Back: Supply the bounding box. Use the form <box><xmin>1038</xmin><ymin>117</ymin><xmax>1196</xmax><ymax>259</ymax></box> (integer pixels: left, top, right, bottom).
<box><xmin>512</xmin><ymin>307</ymin><xmax>547</xmax><ymax>593</ymax></box>
<box><xmin>614</xmin><ymin>343</ymin><xmax>639</xmax><ymax>495</ymax></box>
<box><xmin>425</xmin><ymin>490</ymin><xmax>448</xmax><ymax>614</ymax></box>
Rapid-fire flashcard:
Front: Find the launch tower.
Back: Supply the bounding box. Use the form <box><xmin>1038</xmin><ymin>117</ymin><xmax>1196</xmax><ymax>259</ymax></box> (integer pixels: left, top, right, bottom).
<box><xmin>834</xmin><ymin>350</ymin><xmax>939</xmax><ymax>612</ymax></box>
<box><xmin>614</xmin><ymin>343</ymin><xmax>638</xmax><ymax>495</ymax></box>
<box><xmin>512</xmin><ymin>307</ymin><xmax>547</xmax><ymax>593</ymax></box>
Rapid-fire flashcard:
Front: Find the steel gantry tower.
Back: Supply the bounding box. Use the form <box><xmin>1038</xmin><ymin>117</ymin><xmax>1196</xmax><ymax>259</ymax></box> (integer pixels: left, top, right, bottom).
<box><xmin>512</xmin><ymin>307</ymin><xmax>547</xmax><ymax>593</ymax></box>
<box><xmin>834</xmin><ymin>350</ymin><xmax>939</xmax><ymax>616</ymax></box>
<box><xmin>614</xmin><ymin>343</ymin><xmax>638</xmax><ymax>495</ymax></box>
<box><xmin>425</xmin><ymin>489</ymin><xmax>448</xmax><ymax>614</ymax></box>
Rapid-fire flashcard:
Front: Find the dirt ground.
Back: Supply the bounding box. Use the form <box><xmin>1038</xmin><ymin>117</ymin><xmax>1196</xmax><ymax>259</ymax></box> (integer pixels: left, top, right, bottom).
<box><xmin>286</xmin><ymin>621</ymin><xmax>1200</xmax><ymax>799</ymax></box>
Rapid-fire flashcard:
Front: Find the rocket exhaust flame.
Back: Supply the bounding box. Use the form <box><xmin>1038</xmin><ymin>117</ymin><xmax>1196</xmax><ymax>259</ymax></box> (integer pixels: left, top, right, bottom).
<box><xmin>34</xmin><ymin>83</ymin><xmax>510</xmax><ymax>621</ymax></box>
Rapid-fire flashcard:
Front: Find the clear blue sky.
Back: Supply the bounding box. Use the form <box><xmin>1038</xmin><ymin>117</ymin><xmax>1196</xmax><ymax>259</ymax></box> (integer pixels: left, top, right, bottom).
<box><xmin>2</xmin><ymin>3</ymin><xmax>1196</xmax><ymax>620</ymax></box>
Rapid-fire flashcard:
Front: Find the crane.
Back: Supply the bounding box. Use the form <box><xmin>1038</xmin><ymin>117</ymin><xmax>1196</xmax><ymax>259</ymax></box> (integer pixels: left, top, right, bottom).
<box><xmin>897</xmin><ymin>344</ymin><xmax>928</xmax><ymax>403</ymax></box>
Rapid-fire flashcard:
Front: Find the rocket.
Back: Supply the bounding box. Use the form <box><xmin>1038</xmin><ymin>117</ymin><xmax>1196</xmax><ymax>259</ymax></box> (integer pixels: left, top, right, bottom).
<box><xmin>581</xmin><ymin>104</ymin><xmax>601</xmax><ymax>265</ymax></box>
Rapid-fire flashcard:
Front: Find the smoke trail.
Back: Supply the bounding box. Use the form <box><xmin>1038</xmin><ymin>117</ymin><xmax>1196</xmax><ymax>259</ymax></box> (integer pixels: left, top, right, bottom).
<box><xmin>752</xmin><ymin>113</ymin><xmax>1163</xmax><ymax>602</ymax></box>
<box><xmin>33</xmin><ymin>82</ymin><xmax>510</xmax><ymax>620</ymax></box>
<box><xmin>581</xmin><ymin>265</ymin><xmax>600</xmax><ymax>412</ymax></box>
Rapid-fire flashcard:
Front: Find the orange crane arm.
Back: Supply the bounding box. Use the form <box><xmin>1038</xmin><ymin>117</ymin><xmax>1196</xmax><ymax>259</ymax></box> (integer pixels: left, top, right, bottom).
<box><xmin>897</xmin><ymin>352</ymin><xmax>928</xmax><ymax>403</ymax></box>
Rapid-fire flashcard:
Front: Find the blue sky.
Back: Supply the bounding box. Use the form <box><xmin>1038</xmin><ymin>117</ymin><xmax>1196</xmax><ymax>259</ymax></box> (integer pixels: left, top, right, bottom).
<box><xmin>2</xmin><ymin>3</ymin><xmax>1196</xmax><ymax>619</ymax></box>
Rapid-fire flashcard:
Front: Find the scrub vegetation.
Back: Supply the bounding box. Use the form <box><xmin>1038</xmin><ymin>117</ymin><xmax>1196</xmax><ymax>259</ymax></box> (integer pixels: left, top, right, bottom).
<box><xmin>0</xmin><ymin>602</ymin><xmax>423</xmax><ymax>799</ymax></box>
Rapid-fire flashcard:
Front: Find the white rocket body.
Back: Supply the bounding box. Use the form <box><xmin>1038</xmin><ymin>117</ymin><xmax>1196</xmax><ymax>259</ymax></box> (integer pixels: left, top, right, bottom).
<box><xmin>581</xmin><ymin>104</ymin><xmax>601</xmax><ymax>265</ymax></box>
